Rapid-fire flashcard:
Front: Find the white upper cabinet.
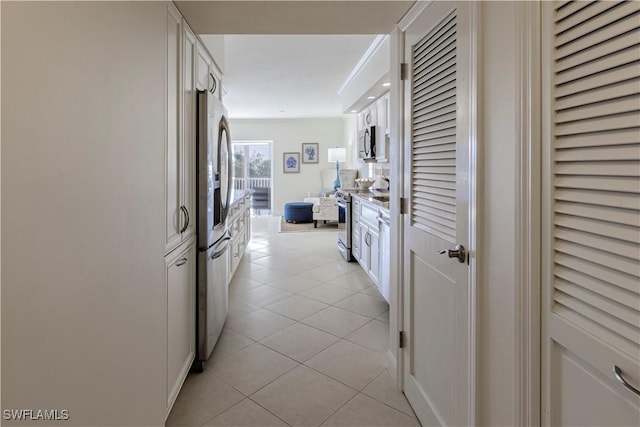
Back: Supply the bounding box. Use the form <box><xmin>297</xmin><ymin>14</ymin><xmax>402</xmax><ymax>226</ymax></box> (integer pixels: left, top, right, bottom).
<box><xmin>196</xmin><ymin>41</ymin><xmax>222</xmax><ymax>100</ymax></box>
<box><xmin>181</xmin><ymin>21</ymin><xmax>197</xmax><ymax>239</ymax></box>
<box><xmin>356</xmin><ymin>93</ymin><xmax>390</xmax><ymax>163</ymax></box>
<box><xmin>165</xmin><ymin>4</ymin><xmax>184</xmax><ymax>253</ymax></box>
<box><xmin>165</xmin><ymin>8</ymin><xmax>197</xmax><ymax>255</ymax></box>
<box><xmin>375</xmin><ymin>93</ymin><xmax>390</xmax><ymax>162</ymax></box>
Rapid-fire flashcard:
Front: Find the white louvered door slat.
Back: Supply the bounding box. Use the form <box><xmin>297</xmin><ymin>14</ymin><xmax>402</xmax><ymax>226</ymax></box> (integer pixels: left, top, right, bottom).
<box><xmin>555</xmin><ymin>79</ymin><xmax>640</xmax><ymax>110</ymax></box>
<box><xmin>411</xmin><ymin>10</ymin><xmax>457</xmax><ymax>242</ymax></box>
<box><xmin>555</xmin><ymin>0</ymin><xmax>594</xmax><ymax>21</ymax></box>
<box><xmin>554</xmin><ymin>1</ymin><xmax>636</xmax><ymax>41</ymax></box>
<box><xmin>543</xmin><ymin>1</ymin><xmax>640</xmax><ymax>425</ymax></box>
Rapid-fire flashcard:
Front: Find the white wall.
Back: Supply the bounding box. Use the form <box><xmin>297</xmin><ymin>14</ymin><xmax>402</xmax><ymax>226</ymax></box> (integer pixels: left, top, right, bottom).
<box><xmin>2</xmin><ymin>2</ymin><xmax>167</xmax><ymax>425</ymax></box>
<box><xmin>230</xmin><ymin>118</ymin><xmax>347</xmax><ymax>214</ymax></box>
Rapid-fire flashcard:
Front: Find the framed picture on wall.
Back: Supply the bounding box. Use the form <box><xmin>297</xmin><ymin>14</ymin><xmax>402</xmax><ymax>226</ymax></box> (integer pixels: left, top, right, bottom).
<box><xmin>301</xmin><ymin>142</ymin><xmax>319</xmax><ymax>163</ymax></box>
<box><xmin>283</xmin><ymin>152</ymin><xmax>300</xmax><ymax>173</ymax></box>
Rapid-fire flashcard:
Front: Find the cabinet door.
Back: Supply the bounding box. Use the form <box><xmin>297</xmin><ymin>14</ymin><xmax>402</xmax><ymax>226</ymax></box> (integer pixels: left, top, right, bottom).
<box><xmin>182</xmin><ymin>23</ymin><xmax>196</xmax><ymax>238</ymax></box>
<box><xmin>359</xmin><ymin>224</ymin><xmax>370</xmax><ymax>272</ymax></box>
<box><xmin>166</xmin><ymin>241</ymin><xmax>195</xmax><ymax>411</ymax></box>
<box><xmin>352</xmin><ymin>227</ymin><xmax>361</xmax><ymax>261</ymax></box>
<box><xmin>364</xmin><ymin>106</ymin><xmax>376</xmax><ymax>128</ymax></box>
<box><xmin>368</xmin><ymin>227</ymin><xmax>380</xmax><ymax>285</ymax></box>
<box><xmin>376</xmin><ymin>97</ymin><xmax>386</xmax><ymax>130</ymax></box>
<box><xmin>245</xmin><ymin>195</ymin><xmax>252</xmax><ymax>240</ymax></box>
<box><xmin>375</xmin><ymin>95</ymin><xmax>389</xmax><ymax>162</ymax></box>
<box><xmin>165</xmin><ymin>4</ymin><xmax>182</xmax><ymax>253</ymax></box>
<box><xmin>195</xmin><ymin>41</ymin><xmax>211</xmax><ymax>91</ymax></box>
<box><xmin>384</xmin><ymin>93</ymin><xmax>390</xmax><ymax>134</ymax></box>
<box><xmin>357</xmin><ymin>112</ymin><xmax>366</xmax><ymax>131</ymax></box>
<box><xmin>209</xmin><ymin>62</ymin><xmax>221</xmax><ymax>100</ymax></box>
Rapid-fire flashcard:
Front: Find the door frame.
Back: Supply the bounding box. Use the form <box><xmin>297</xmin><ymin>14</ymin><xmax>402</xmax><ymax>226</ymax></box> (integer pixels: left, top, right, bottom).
<box><xmin>393</xmin><ymin>1</ymin><xmax>480</xmax><ymax>424</ymax></box>
<box><xmin>514</xmin><ymin>2</ymin><xmax>541</xmax><ymax>426</ymax></box>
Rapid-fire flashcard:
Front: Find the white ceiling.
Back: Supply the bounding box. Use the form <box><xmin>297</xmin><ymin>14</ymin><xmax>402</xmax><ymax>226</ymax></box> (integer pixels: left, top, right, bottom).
<box><xmin>216</xmin><ymin>35</ymin><xmax>377</xmax><ymax>119</ymax></box>
<box><xmin>180</xmin><ymin>1</ymin><xmax>414</xmax><ymax>119</ymax></box>
<box><xmin>175</xmin><ymin>1</ymin><xmax>413</xmax><ymax>34</ymax></box>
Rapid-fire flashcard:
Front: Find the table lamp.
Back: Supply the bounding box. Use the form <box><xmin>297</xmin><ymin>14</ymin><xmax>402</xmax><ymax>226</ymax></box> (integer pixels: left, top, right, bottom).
<box><xmin>327</xmin><ymin>147</ymin><xmax>347</xmax><ymax>190</ymax></box>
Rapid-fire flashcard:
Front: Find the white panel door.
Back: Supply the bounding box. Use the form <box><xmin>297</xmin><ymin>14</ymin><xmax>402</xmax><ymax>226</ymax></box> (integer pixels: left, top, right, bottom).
<box><xmin>402</xmin><ymin>2</ymin><xmax>474</xmax><ymax>426</ymax></box>
<box><xmin>541</xmin><ymin>1</ymin><xmax>640</xmax><ymax>425</ymax></box>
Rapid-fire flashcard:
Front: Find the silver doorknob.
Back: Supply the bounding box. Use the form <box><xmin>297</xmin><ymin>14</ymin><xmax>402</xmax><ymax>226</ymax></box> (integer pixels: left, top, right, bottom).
<box><xmin>437</xmin><ymin>244</ymin><xmax>466</xmax><ymax>263</ymax></box>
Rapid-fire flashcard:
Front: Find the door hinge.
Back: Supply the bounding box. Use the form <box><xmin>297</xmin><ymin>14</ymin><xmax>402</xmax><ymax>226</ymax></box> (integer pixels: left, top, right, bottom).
<box><xmin>400</xmin><ymin>63</ymin><xmax>408</xmax><ymax>81</ymax></box>
<box><xmin>399</xmin><ymin>331</ymin><xmax>405</xmax><ymax>348</ymax></box>
<box><xmin>400</xmin><ymin>197</ymin><xmax>408</xmax><ymax>215</ymax></box>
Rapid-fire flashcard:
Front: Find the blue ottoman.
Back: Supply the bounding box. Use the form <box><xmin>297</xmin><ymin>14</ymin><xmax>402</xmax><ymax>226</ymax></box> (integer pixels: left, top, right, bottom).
<box><xmin>284</xmin><ymin>202</ymin><xmax>314</xmax><ymax>223</ymax></box>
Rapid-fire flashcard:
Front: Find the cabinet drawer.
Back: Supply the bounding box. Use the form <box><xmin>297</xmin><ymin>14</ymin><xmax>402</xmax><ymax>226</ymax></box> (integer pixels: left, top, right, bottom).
<box><xmin>360</xmin><ymin>203</ymin><xmax>379</xmax><ymax>228</ymax></box>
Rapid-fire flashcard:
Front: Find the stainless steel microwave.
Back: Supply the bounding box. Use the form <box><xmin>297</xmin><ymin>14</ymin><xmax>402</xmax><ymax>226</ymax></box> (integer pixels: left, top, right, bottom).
<box><xmin>358</xmin><ymin>125</ymin><xmax>376</xmax><ymax>161</ymax></box>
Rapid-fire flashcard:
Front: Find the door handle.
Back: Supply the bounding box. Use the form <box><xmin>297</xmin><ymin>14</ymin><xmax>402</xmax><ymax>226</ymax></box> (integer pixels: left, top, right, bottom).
<box><xmin>614</xmin><ymin>365</ymin><xmax>640</xmax><ymax>396</ymax></box>
<box><xmin>176</xmin><ymin>257</ymin><xmax>188</xmax><ymax>267</ymax></box>
<box><xmin>364</xmin><ymin>129</ymin><xmax>370</xmax><ymax>155</ymax></box>
<box><xmin>209</xmin><ymin>73</ymin><xmax>217</xmax><ymax>94</ymax></box>
<box><xmin>438</xmin><ymin>244</ymin><xmax>466</xmax><ymax>263</ymax></box>
<box><xmin>179</xmin><ymin>206</ymin><xmax>188</xmax><ymax>233</ymax></box>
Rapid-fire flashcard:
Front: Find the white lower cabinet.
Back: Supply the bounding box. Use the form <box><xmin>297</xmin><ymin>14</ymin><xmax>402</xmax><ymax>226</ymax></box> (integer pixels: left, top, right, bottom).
<box><xmin>353</xmin><ymin>196</ymin><xmax>389</xmax><ymax>301</ymax></box>
<box><xmin>359</xmin><ymin>223</ymin><xmax>379</xmax><ymax>285</ymax></box>
<box><xmin>228</xmin><ymin>193</ymin><xmax>251</xmax><ymax>280</ymax></box>
<box><xmin>357</xmin><ymin>200</ymin><xmax>381</xmax><ymax>286</ymax></box>
<box><xmin>352</xmin><ymin>198</ymin><xmax>361</xmax><ymax>261</ymax></box>
<box><xmin>165</xmin><ymin>238</ymin><xmax>196</xmax><ymax>414</ymax></box>
<box><xmin>378</xmin><ymin>214</ymin><xmax>391</xmax><ymax>303</ymax></box>
<box><xmin>368</xmin><ymin>227</ymin><xmax>380</xmax><ymax>284</ymax></box>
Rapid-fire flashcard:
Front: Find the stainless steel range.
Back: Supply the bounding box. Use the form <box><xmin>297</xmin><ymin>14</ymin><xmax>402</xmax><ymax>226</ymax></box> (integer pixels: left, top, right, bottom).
<box><xmin>336</xmin><ymin>191</ymin><xmax>353</xmax><ymax>261</ymax></box>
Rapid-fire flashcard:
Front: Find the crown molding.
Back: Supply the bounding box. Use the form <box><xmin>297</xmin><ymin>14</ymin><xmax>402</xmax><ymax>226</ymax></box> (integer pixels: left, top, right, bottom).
<box><xmin>337</xmin><ymin>34</ymin><xmax>389</xmax><ymax>96</ymax></box>
<box><xmin>397</xmin><ymin>0</ymin><xmax>434</xmax><ymax>31</ymax></box>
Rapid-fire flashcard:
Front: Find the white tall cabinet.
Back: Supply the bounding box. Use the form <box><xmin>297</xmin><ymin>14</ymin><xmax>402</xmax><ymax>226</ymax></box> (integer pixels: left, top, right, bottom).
<box><xmin>164</xmin><ymin>4</ymin><xmax>196</xmax><ymax>417</ymax></box>
<box><xmin>165</xmin><ymin>4</ymin><xmax>195</xmax><ymax>254</ymax></box>
<box><xmin>2</xmin><ymin>2</ymin><xmax>208</xmax><ymax>425</ymax></box>
<box><xmin>163</xmin><ymin>5</ymin><xmax>224</xmax><ymax>419</ymax></box>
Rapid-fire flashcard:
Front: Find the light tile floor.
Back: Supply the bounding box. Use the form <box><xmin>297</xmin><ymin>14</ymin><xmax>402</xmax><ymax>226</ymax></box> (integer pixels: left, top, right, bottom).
<box><xmin>167</xmin><ymin>216</ymin><xmax>420</xmax><ymax>427</ymax></box>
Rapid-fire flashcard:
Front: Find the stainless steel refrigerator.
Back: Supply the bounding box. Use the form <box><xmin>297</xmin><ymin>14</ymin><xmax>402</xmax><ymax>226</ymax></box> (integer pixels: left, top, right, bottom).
<box><xmin>193</xmin><ymin>89</ymin><xmax>232</xmax><ymax>372</ymax></box>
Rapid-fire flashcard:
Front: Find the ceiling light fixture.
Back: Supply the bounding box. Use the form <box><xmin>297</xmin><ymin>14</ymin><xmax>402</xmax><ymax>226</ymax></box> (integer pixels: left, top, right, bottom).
<box><xmin>367</xmin><ymin>96</ymin><xmax>376</xmax><ymax>99</ymax></box>
<box><xmin>382</xmin><ymin>82</ymin><xmax>391</xmax><ymax>87</ymax></box>
<box><xmin>350</xmin><ymin>110</ymin><xmax>358</xmax><ymax>113</ymax></box>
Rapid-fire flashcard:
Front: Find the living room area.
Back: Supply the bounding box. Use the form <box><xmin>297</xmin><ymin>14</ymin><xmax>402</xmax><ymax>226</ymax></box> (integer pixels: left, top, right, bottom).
<box><xmin>230</xmin><ymin>116</ymin><xmax>363</xmax><ymax>226</ymax></box>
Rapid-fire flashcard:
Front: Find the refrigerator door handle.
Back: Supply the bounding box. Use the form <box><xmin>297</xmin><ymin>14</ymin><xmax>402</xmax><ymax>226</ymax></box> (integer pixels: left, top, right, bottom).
<box><xmin>211</xmin><ymin>236</ymin><xmax>232</xmax><ymax>260</ymax></box>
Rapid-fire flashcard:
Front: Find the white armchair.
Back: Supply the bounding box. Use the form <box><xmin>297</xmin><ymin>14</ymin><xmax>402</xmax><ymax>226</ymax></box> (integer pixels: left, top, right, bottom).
<box><xmin>303</xmin><ymin>196</ymin><xmax>338</xmax><ymax>228</ymax></box>
<box><xmin>319</xmin><ymin>168</ymin><xmax>358</xmax><ymax>196</ymax></box>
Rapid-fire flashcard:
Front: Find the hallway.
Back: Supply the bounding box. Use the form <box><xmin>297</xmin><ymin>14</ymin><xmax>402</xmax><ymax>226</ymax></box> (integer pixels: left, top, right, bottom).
<box><xmin>167</xmin><ymin>216</ymin><xmax>419</xmax><ymax>426</ymax></box>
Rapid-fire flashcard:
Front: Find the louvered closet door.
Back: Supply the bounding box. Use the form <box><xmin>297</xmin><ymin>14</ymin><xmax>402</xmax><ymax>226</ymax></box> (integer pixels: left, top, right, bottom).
<box><xmin>542</xmin><ymin>1</ymin><xmax>640</xmax><ymax>425</ymax></box>
<box><xmin>402</xmin><ymin>2</ymin><xmax>474</xmax><ymax>426</ymax></box>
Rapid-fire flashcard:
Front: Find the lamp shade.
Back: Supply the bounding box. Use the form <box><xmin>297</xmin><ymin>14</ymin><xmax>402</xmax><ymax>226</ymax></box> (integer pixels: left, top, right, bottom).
<box><xmin>327</xmin><ymin>147</ymin><xmax>346</xmax><ymax>163</ymax></box>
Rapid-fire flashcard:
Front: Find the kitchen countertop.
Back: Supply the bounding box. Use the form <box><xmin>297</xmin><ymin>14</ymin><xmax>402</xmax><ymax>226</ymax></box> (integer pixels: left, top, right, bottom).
<box><xmin>348</xmin><ymin>189</ymin><xmax>390</xmax><ymax>210</ymax></box>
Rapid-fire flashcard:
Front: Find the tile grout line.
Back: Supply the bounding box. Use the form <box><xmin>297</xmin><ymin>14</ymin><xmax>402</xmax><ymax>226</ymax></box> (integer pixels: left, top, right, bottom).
<box><xmin>199</xmin><ymin>216</ymin><xmax>401</xmax><ymax>425</ymax></box>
